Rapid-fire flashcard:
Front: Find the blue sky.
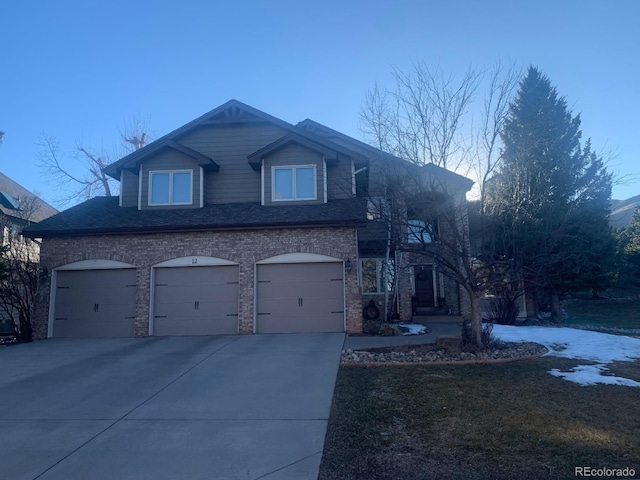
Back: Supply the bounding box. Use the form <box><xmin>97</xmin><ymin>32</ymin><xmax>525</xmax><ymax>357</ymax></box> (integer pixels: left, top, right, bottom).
<box><xmin>1</xmin><ymin>0</ymin><xmax>638</xmax><ymax>207</ymax></box>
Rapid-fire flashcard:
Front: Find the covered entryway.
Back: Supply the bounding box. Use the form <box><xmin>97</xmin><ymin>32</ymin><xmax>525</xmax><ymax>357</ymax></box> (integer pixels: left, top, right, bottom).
<box><xmin>53</xmin><ymin>264</ymin><xmax>137</xmax><ymax>338</ymax></box>
<box><xmin>152</xmin><ymin>258</ymin><xmax>239</xmax><ymax>336</ymax></box>
<box><xmin>256</xmin><ymin>254</ymin><xmax>345</xmax><ymax>333</ymax></box>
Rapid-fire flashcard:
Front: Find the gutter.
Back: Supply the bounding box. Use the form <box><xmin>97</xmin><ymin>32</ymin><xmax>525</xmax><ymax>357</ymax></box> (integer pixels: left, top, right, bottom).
<box><xmin>23</xmin><ymin>219</ymin><xmax>367</xmax><ymax>239</ymax></box>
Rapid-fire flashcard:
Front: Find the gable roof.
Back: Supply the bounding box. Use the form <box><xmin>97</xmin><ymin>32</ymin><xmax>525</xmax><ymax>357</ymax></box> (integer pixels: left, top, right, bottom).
<box><xmin>0</xmin><ymin>172</ymin><xmax>58</xmax><ymax>223</ymax></box>
<box><xmin>117</xmin><ymin>139</ymin><xmax>220</xmax><ymax>174</ymax></box>
<box><xmin>23</xmin><ymin>197</ymin><xmax>367</xmax><ymax>238</ymax></box>
<box><xmin>297</xmin><ymin>119</ymin><xmax>474</xmax><ymax>192</ymax></box>
<box><xmin>103</xmin><ymin>100</ymin><xmax>368</xmax><ymax>179</ymax></box>
<box><xmin>247</xmin><ymin>133</ymin><xmax>339</xmax><ymax>171</ymax></box>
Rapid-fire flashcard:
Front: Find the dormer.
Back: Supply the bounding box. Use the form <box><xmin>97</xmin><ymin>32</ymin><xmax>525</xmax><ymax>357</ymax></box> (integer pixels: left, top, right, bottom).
<box><xmin>109</xmin><ymin>140</ymin><xmax>219</xmax><ymax>210</ymax></box>
<box><xmin>248</xmin><ymin>133</ymin><xmax>357</xmax><ymax>206</ymax></box>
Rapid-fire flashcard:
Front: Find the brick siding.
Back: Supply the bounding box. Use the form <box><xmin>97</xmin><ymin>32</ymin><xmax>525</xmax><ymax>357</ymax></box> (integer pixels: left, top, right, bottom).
<box><xmin>33</xmin><ymin>227</ymin><xmax>361</xmax><ymax>339</ymax></box>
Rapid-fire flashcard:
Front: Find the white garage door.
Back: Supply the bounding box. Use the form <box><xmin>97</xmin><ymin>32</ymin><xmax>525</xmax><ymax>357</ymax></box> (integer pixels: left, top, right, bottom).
<box><xmin>153</xmin><ymin>265</ymin><xmax>239</xmax><ymax>336</ymax></box>
<box><xmin>53</xmin><ymin>269</ymin><xmax>137</xmax><ymax>337</ymax></box>
<box><xmin>256</xmin><ymin>262</ymin><xmax>344</xmax><ymax>333</ymax></box>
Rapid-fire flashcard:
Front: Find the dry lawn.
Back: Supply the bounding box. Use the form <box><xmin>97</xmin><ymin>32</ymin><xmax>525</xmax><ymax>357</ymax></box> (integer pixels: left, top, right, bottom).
<box><xmin>319</xmin><ymin>357</ymin><xmax>640</xmax><ymax>480</ymax></box>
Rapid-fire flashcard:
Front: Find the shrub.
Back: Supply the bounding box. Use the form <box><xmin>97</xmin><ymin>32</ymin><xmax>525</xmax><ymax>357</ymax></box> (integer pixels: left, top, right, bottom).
<box><xmin>461</xmin><ymin>321</ymin><xmax>502</xmax><ymax>351</ymax></box>
<box><xmin>487</xmin><ymin>292</ymin><xmax>520</xmax><ymax>325</ymax></box>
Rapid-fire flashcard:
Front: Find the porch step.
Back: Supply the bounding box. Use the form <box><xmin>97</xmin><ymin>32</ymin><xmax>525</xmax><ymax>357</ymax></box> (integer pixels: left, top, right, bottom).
<box><xmin>412</xmin><ymin>315</ymin><xmax>463</xmax><ymax>323</ymax></box>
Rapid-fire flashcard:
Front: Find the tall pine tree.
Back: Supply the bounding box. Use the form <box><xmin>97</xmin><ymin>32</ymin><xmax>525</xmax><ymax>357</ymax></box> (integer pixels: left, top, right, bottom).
<box><xmin>618</xmin><ymin>207</ymin><xmax>640</xmax><ymax>292</ymax></box>
<box><xmin>490</xmin><ymin>66</ymin><xmax>614</xmax><ymax>321</ymax></box>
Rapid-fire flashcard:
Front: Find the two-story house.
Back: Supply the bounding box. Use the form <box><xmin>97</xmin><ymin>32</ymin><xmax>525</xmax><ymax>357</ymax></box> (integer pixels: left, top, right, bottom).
<box><xmin>24</xmin><ymin>100</ymin><xmax>472</xmax><ymax>339</ymax></box>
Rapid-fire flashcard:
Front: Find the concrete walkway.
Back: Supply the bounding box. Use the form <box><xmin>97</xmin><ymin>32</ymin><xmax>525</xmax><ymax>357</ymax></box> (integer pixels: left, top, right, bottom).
<box><xmin>344</xmin><ymin>322</ymin><xmax>462</xmax><ymax>350</ymax></box>
<box><xmin>0</xmin><ymin>333</ymin><xmax>344</xmax><ymax>480</ymax></box>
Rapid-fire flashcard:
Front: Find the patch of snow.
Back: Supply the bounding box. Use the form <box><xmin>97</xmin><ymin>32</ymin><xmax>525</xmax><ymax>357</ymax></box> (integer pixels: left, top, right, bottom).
<box><xmin>398</xmin><ymin>323</ymin><xmax>428</xmax><ymax>335</ymax></box>
<box><xmin>549</xmin><ymin>365</ymin><xmax>640</xmax><ymax>387</ymax></box>
<box><xmin>492</xmin><ymin>325</ymin><xmax>640</xmax><ymax>387</ymax></box>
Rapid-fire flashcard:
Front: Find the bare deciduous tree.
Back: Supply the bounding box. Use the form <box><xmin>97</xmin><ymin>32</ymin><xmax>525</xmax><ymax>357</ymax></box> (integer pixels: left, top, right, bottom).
<box><xmin>471</xmin><ymin>61</ymin><xmax>521</xmax><ymax>215</ymax></box>
<box><xmin>38</xmin><ymin>119</ymin><xmax>151</xmax><ymax>205</ymax></box>
<box><xmin>359</xmin><ymin>61</ymin><xmax>522</xmax><ymax>347</ymax></box>
<box><xmin>360</xmin><ymin>60</ymin><xmax>482</xmax><ymax>171</ymax></box>
<box><xmin>0</xmin><ymin>196</ymin><xmax>46</xmax><ymax>342</ymax></box>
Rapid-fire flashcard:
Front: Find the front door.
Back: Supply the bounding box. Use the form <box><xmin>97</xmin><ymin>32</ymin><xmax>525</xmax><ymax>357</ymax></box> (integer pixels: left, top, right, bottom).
<box><xmin>414</xmin><ymin>265</ymin><xmax>435</xmax><ymax>308</ymax></box>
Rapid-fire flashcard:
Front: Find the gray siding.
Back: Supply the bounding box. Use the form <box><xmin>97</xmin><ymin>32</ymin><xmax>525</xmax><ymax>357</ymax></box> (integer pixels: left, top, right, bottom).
<box><xmin>178</xmin><ymin>124</ymin><xmax>287</xmax><ymax>204</ymax></box>
<box><xmin>263</xmin><ymin>144</ymin><xmax>324</xmax><ymax>206</ymax></box>
<box><xmin>327</xmin><ymin>158</ymin><xmax>354</xmax><ymax>200</ymax></box>
<box><xmin>140</xmin><ymin>151</ymin><xmax>201</xmax><ymax>210</ymax></box>
<box><xmin>120</xmin><ymin>170</ymin><xmax>139</xmax><ymax>207</ymax></box>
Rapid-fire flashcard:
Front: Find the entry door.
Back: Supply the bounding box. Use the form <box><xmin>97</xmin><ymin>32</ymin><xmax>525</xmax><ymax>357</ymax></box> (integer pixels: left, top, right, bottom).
<box><xmin>256</xmin><ymin>262</ymin><xmax>344</xmax><ymax>333</ymax></box>
<box><xmin>54</xmin><ymin>269</ymin><xmax>137</xmax><ymax>337</ymax></box>
<box><xmin>153</xmin><ymin>265</ymin><xmax>239</xmax><ymax>336</ymax></box>
<box><xmin>414</xmin><ymin>265</ymin><xmax>435</xmax><ymax>308</ymax></box>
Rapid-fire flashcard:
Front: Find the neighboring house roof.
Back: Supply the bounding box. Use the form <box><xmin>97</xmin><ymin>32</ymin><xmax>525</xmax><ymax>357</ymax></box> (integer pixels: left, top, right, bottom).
<box><xmin>23</xmin><ymin>197</ymin><xmax>367</xmax><ymax>238</ymax></box>
<box><xmin>104</xmin><ymin>99</ymin><xmax>367</xmax><ymax>180</ymax></box>
<box><xmin>0</xmin><ymin>171</ymin><xmax>58</xmax><ymax>223</ymax></box>
<box><xmin>610</xmin><ymin>194</ymin><xmax>640</xmax><ymax>229</ymax></box>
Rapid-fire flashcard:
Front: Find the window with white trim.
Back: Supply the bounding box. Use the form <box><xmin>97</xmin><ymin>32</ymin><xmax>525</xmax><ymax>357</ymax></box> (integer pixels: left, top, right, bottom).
<box><xmin>149</xmin><ymin>170</ymin><xmax>192</xmax><ymax>205</ymax></box>
<box><xmin>360</xmin><ymin>258</ymin><xmax>395</xmax><ymax>294</ymax></box>
<box><xmin>272</xmin><ymin>165</ymin><xmax>316</xmax><ymax>201</ymax></box>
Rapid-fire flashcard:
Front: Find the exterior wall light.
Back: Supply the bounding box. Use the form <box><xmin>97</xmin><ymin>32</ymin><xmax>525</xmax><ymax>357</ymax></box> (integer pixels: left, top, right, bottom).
<box><xmin>345</xmin><ymin>258</ymin><xmax>353</xmax><ymax>274</ymax></box>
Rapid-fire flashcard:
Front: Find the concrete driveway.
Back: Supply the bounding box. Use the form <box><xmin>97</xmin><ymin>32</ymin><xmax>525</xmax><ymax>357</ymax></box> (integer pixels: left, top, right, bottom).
<box><xmin>0</xmin><ymin>333</ymin><xmax>345</xmax><ymax>480</ymax></box>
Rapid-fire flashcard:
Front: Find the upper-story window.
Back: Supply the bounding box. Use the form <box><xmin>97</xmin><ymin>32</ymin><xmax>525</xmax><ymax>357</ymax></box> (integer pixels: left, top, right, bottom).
<box><xmin>272</xmin><ymin>166</ymin><xmax>316</xmax><ymax>201</ymax></box>
<box><xmin>367</xmin><ymin>198</ymin><xmax>389</xmax><ymax>220</ymax></box>
<box><xmin>149</xmin><ymin>170</ymin><xmax>192</xmax><ymax>206</ymax></box>
<box><xmin>407</xmin><ymin>218</ymin><xmax>436</xmax><ymax>244</ymax></box>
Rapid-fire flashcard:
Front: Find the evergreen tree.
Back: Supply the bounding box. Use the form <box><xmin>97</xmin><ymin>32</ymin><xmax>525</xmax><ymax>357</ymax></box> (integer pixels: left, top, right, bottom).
<box><xmin>618</xmin><ymin>207</ymin><xmax>640</xmax><ymax>292</ymax></box>
<box><xmin>490</xmin><ymin>66</ymin><xmax>614</xmax><ymax>320</ymax></box>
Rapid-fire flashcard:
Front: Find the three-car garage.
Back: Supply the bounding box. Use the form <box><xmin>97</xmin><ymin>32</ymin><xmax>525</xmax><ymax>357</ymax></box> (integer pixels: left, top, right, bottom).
<box><xmin>49</xmin><ymin>255</ymin><xmax>346</xmax><ymax>338</ymax></box>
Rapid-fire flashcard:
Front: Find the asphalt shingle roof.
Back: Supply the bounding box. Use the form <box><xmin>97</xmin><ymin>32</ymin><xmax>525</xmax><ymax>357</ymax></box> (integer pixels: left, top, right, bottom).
<box><xmin>22</xmin><ymin>197</ymin><xmax>367</xmax><ymax>238</ymax></box>
<box><xmin>0</xmin><ymin>172</ymin><xmax>58</xmax><ymax>222</ymax></box>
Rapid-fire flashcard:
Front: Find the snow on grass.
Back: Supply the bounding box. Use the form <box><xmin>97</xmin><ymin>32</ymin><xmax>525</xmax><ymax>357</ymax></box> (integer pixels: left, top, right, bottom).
<box><xmin>492</xmin><ymin>325</ymin><xmax>640</xmax><ymax>387</ymax></box>
<box><xmin>398</xmin><ymin>323</ymin><xmax>428</xmax><ymax>335</ymax></box>
<box><xmin>549</xmin><ymin>365</ymin><xmax>640</xmax><ymax>387</ymax></box>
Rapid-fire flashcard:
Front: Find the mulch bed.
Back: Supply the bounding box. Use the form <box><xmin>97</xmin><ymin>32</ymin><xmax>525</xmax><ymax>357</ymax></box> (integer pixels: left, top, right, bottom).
<box><xmin>341</xmin><ymin>341</ymin><xmax>548</xmax><ymax>366</ymax></box>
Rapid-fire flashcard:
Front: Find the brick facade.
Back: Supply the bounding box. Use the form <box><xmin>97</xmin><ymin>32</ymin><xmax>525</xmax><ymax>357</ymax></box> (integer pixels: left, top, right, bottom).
<box><xmin>33</xmin><ymin>227</ymin><xmax>361</xmax><ymax>339</ymax></box>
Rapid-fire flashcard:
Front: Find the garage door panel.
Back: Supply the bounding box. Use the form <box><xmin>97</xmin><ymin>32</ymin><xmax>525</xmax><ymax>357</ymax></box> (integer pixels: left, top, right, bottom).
<box><xmin>154</xmin><ymin>265</ymin><xmax>239</xmax><ymax>336</ymax></box>
<box><xmin>155</xmin><ymin>283</ymin><xmax>237</xmax><ymax>303</ymax></box>
<box><xmin>154</xmin><ymin>317</ymin><xmax>238</xmax><ymax>336</ymax></box>
<box><xmin>256</xmin><ymin>263</ymin><xmax>345</xmax><ymax>334</ymax></box>
<box><xmin>54</xmin><ymin>319</ymin><xmax>134</xmax><ymax>338</ymax></box>
<box><xmin>258</xmin><ymin>279</ymin><xmax>342</xmax><ymax>299</ymax></box>
<box><xmin>53</xmin><ymin>269</ymin><xmax>137</xmax><ymax>338</ymax></box>
<box><xmin>155</xmin><ymin>299</ymin><xmax>238</xmax><ymax>319</ymax></box>
<box><xmin>258</xmin><ymin>263</ymin><xmax>341</xmax><ymax>280</ymax></box>
<box><xmin>298</xmin><ymin>297</ymin><xmax>343</xmax><ymax>311</ymax></box>
<box><xmin>257</xmin><ymin>313</ymin><xmax>344</xmax><ymax>334</ymax></box>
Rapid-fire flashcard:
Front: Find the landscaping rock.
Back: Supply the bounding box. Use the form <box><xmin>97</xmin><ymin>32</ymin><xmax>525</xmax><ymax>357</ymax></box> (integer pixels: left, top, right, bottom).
<box><xmin>341</xmin><ymin>341</ymin><xmax>548</xmax><ymax>365</ymax></box>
